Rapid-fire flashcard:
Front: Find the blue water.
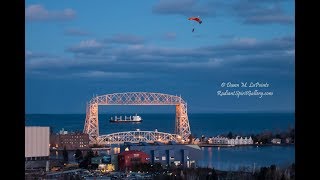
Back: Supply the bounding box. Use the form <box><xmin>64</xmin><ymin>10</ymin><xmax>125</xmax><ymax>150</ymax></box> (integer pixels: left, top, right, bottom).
<box><xmin>199</xmin><ymin>145</ymin><xmax>294</xmax><ymax>171</ymax></box>
<box><xmin>25</xmin><ymin>113</ymin><xmax>295</xmax><ymax>171</ymax></box>
<box><xmin>25</xmin><ymin>113</ymin><xmax>294</xmax><ymax>137</ymax></box>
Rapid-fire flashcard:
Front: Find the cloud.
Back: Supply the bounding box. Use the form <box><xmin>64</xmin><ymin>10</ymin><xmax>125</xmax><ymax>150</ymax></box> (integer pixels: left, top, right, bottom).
<box><xmin>285</xmin><ymin>49</ymin><xmax>295</xmax><ymax>55</ymax></box>
<box><xmin>152</xmin><ymin>0</ymin><xmax>293</xmax><ymax>25</ymax></box>
<box><xmin>26</xmin><ymin>68</ymin><xmax>165</xmax><ymax>79</ymax></box>
<box><xmin>244</xmin><ymin>15</ymin><xmax>293</xmax><ymax>24</ymax></box>
<box><xmin>25</xmin><ymin>50</ymin><xmax>33</xmax><ymax>58</ymax></box>
<box><xmin>112</xmin><ymin>45</ymin><xmax>204</xmax><ymax>61</ymax></box>
<box><xmin>66</xmin><ymin>39</ymin><xmax>104</xmax><ymax>54</ymax></box>
<box><xmin>26</xmin><ymin>57</ymin><xmax>74</xmax><ymax>70</ymax></box>
<box><xmin>163</xmin><ymin>32</ymin><xmax>177</xmax><ymax>40</ymax></box>
<box><xmin>219</xmin><ymin>34</ymin><xmax>235</xmax><ymax>39</ymax></box>
<box><xmin>152</xmin><ymin>0</ymin><xmax>215</xmax><ymax>17</ymax></box>
<box><xmin>65</xmin><ymin>35</ymin><xmax>294</xmax><ymax>65</ymax></box>
<box><xmin>26</xmin><ymin>4</ymin><xmax>76</xmax><ymax>22</ymax></box>
<box><xmin>169</xmin><ymin>57</ymin><xmax>222</xmax><ymax>68</ymax></box>
<box><xmin>232</xmin><ymin>1</ymin><xmax>294</xmax><ymax>25</ymax></box>
<box><xmin>64</xmin><ymin>28</ymin><xmax>90</xmax><ymax>36</ymax></box>
<box><xmin>72</xmin><ymin>71</ymin><xmax>143</xmax><ymax>79</ymax></box>
<box><xmin>25</xmin><ymin>50</ymin><xmax>58</xmax><ymax>60</ymax></box>
<box><xmin>105</xmin><ymin>34</ymin><xmax>145</xmax><ymax>44</ymax></box>
<box><xmin>210</xmin><ymin>36</ymin><xmax>294</xmax><ymax>54</ymax></box>
<box><xmin>230</xmin><ymin>37</ymin><xmax>257</xmax><ymax>45</ymax></box>
<box><xmin>27</xmin><ymin>36</ymin><xmax>294</xmax><ymax>80</ymax></box>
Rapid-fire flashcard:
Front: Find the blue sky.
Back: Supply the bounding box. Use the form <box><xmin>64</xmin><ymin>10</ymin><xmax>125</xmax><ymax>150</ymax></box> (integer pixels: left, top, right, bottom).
<box><xmin>25</xmin><ymin>0</ymin><xmax>295</xmax><ymax>114</ymax></box>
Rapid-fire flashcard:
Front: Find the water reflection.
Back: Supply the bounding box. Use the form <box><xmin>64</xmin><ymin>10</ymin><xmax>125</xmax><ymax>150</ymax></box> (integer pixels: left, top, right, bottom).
<box><xmin>199</xmin><ymin>145</ymin><xmax>294</xmax><ymax>171</ymax></box>
<box><xmin>208</xmin><ymin>147</ymin><xmax>213</xmax><ymax>168</ymax></box>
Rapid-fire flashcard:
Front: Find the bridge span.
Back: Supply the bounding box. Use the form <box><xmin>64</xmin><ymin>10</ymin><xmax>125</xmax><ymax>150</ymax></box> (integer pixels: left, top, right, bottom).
<box><xmin>83</xmin><ymin>92</ymin><xmax>191</xmax><ymax>145</ymax></box>
<box><xmin>97</xmin><ymin>130</ymin><xmax>182</xmax><ymax>145</ymax></box>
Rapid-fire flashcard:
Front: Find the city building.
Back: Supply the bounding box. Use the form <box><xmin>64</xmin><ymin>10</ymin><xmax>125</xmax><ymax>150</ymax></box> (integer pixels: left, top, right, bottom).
<box><xmin>193</xmin><ymin>138</ymin><xmax>200</xmax><ymax>144</ymax></box>
<box><xmin>118</xmin><ymin>150</ymin><xmax>150</xmax><ymax>171</ymax></box>
<box><xmin>50</xmin><ymin>130</ymin><xmax>89</xmax><ymax>150</ymax></box>
<box><xmin>25</xmin><ymin>126</ymin><xmax>50</xmax><ymax>171</ymax></box>
<box><xmin>207</xmin><ymin>136</ymin><xmax>253</xmax><ymax>145</ymax></box>
<box><xmin>121</xmin><ymin>143</ymin><xmax>202</xmax><ymax>168</ymax></box>
<box><xmin>208</xmin><ymin>136</ymin><xmax>229</xmax><ymax>144</ymax></box>
<box><xmin>91</xmin><ymin>155</ymin><xmax>116</xmax><ymax>172</ymax></box>
<box><xmin>59</xmin><ymin>128</ymin><xmax>68</xmax><ymax>135</ymax></box>
<box><xmin>285</xmin><ymin>137</ymin><xmax>292</xmax><ymax>144</ymax></box>
<box><xmin>271</xmin><ymin>138</ymin><xmax>282</xmax><ymax>144</ymax></box>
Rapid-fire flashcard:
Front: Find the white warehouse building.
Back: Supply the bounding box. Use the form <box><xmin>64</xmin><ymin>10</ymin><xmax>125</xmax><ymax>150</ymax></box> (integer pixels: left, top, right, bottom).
<box><xmin>208</xmin><ymin>136</ymin><xmax>253</xmax><ymax>145</ymax></box>
<box><xmin>25</xmin><ymin>126</ymin><xmax>50</xmax><ymax>171</ymax></box>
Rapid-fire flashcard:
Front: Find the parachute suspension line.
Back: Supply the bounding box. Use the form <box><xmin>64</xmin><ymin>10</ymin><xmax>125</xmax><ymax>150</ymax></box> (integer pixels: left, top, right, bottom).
<box><xmin>188</xmin><ymin>16</ymin><xmax>202</xmax><ymax>32</ymax></box>
<box><xmin>193</xmin><ymin>22</ymin><xmax>195</xmax><ymax>32</ymax></box>
<box><xmin>191</xmin><ymin>20</ymin><xmax>196</xmax><ymax>32</ymax></box>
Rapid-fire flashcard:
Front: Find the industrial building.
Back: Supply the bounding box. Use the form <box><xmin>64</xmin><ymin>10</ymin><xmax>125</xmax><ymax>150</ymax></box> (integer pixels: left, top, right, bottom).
<box><xmin>25</xmin><ymin>126</ymin><xmax>50</xmax><ymax>160</ymax></box>
<box><xmin>118</xmin><ymin>150</ymin><xmax>150</xmax><ymax>171</ymax></box>
<box><xmin>25</xmin><ymin>126</ymin><xmax>50</xmax><ymax>171</ymax></box>
<box><xmin>50</xmin><ymin>130</ymin><xmax>89</xmax><ymax>150</ymax></box>
<box><xmin>121</xmin><ymin>143</ymin><xmax>202</xmax><ymax>168</ymax></box>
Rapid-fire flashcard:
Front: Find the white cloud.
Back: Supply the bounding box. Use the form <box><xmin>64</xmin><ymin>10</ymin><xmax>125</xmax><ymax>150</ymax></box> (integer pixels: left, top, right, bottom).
<box><xmin>106</xmin><ymin>34</ymin><xmax>145</xmax><ymax>44</ymax></box>
<box><xmin>67</xmin><ymin>40</ymin><xmax>104</xmax><ymax>54</ymax></box>
<box><xmin>285</xmin><ymin>49</ymin><xmax>295</xmax><ymax>55</ymax></box>
<box><xmin>64</xmin><ymin>28</ymin><xmax>90</xmax><ymax>36</ymax></box>
<box><xmin>72</xmin><ymin>71</ymin><xmax>142</xmax><ymax>79</ymax></box>
<box><xmin>231</xmin><ymin>37</ymin><xmax>257</xmax><ymax>45</ymax></box>
<box><xmin>163</xmin><ymin>32</ymin><xmax>177</xmax><ymax>40</ymax></box>
<box><xmin>78</xmin><ymin>40</ymin><xmax>102</xmax><ymax>48</ymax></box>
<box><xmin>27</xmin><ymin>36</ymin><xmax>294</xmax><ymax>80</ymax></box>
<box><xmin>26</xmin><ymin>4</ymin><xmax>76</xmax><ymax>21</ymax></box>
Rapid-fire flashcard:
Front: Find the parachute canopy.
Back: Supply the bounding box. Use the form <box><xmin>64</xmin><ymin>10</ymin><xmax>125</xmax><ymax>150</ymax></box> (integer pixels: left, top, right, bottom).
<box><xmin>188</xmin><ymin>17</ymin><xmax>202</xmax><ymax>24</ymax></box>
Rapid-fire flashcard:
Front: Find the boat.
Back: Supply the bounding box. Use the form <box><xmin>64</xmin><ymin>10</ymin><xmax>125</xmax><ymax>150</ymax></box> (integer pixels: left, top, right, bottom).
<box><xmin>109</xmin><ymin>114</ymin><xmax>142</xmax><ymax>123</ymax></box>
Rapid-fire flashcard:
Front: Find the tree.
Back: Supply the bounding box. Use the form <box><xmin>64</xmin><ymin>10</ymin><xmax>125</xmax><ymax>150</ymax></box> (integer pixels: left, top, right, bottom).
<box><xmin>153</xmin><ymin>162</ymin><xmax>163</xmax><ymax>172</ymax></box>
<box><xmin>188</xmin><ymin>134</ymin><xmax>194</xmax><ymax>144</ymax></box>
<box><xmin>250</xmin><ymin>134</ymin><xmax>258</xmax><ymax>143</ymax></box>
<box><xmin>79</xmin><ymin>159</ymin><xmax>89</xmax><ymax>169</ymax></box>
<box><xmin>94</xmin><ymin>151</ymin><xmax>99</xmax><ymax>157</ymax></box>
<box><xmin>49</xmin><ymin>126</ymin><xmax>54</xmax><ymax>135</ymax></box>
<box><xmin>258</xmin><ymin>130</ymin><xmax>273</xmax><ymax>144</ymax></box>
<box><xmin>201</xmin><ymin>135</ymin><xmax>205</xmax><ymax>142</ymax></box>
<box><xmin>227</xmin><ymin>132</ymin><xmax>233</xmax><ymax>139</ymax></box>
<box><xmin>170</xmin><ymin>162</ymin><xmax>177</xmax><ymax>170</ymax></box>
<box><xmin>257</xmin><ymin>167</ymin><xmax>268</xmax><ymax>180</ymax></box>
<box><xmin>86</xmin><ymin>150</ymin><xmax>95</xmax><ymax>166</ymax></box>
<box><xmin>62</xmin><ymin>146</ymin><xmax>69</xmax><ymax>164</ymax></box>
<box><xmin>85</xmin><ymin>150</ymin><xmax>95</xmax><ymax>160</ymax></box>
<box><xmin>74</xmin><ymin>149</ymin><xmax>83</xmax><ymax>163</ymax></box>
<box><xmin>79</xmin><ymin>150</ymin><xmax>95</xmax><ymax>169</ymax></box>
<box><xmin>207</xmin><ymin>168</ymin><xmax>218</xmax><ymax>180</ymax></box>
<box><xmin>289</xmin><ymin>128</ymin><xmax>295</xmax><ymax>141</ymax></box>
<box><xmin>275</xmin><ymin>133</ymin><xmax>281</xmax><ymax>139</ymax></box>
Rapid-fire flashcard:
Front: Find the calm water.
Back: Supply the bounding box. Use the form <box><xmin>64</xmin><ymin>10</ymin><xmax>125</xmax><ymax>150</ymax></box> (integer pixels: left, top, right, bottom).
<box><xmin>25</xmin><ymin>113</ymin><xmax>295</xmax><ymax>171</ymax></box>
<box><xmin>199</xmin><ymin>145</ymin><xmax>294</xmax><ymax>171</ymax></box>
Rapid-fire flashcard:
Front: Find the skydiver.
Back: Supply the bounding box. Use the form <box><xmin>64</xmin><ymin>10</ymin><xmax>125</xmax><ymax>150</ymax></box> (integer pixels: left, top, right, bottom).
<box><xmin>192</xmin><ymin>28</ymin><xmax>195</xmax><ymax>32</ymax></box>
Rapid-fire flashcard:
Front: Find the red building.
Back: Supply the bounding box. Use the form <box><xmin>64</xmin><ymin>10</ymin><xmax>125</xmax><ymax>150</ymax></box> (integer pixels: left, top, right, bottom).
<box><xmin>118</xmin><ymin>150</ymin><xmax>150</xmax><ymax>171</ymax></box>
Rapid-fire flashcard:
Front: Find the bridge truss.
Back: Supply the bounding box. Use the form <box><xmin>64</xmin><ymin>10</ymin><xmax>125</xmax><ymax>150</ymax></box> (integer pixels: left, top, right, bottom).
<box><xmin>83</xmin><ymin>92</ymin><xmax>191</xmax><ymax>144</ymax></box>
<box><xmin>98</xmin><ymin>130</ymin><xmax>181</xmax><ymax>145</ymax></box>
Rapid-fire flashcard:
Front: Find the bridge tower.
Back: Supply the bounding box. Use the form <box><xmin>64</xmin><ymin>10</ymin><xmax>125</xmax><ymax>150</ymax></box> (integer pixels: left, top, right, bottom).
<box><xmin>83</xmin><ymin>92</ymin><xmax>191</xmax><ymax>144</ymax></box>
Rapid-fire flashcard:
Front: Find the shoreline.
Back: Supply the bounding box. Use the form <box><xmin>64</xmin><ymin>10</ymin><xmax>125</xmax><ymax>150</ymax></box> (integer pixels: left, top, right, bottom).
<box><xmin>198</xmin><ymin>143</ymin><xmax>294</xmax><ymax>147</ymax></box>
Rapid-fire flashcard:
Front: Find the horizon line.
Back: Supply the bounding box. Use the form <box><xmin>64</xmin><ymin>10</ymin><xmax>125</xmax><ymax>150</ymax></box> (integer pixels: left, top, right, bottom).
<box><xmin>25</xmin><ymin>111</ymin><xmax>295</xmax><ymax>115</ymax></box>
